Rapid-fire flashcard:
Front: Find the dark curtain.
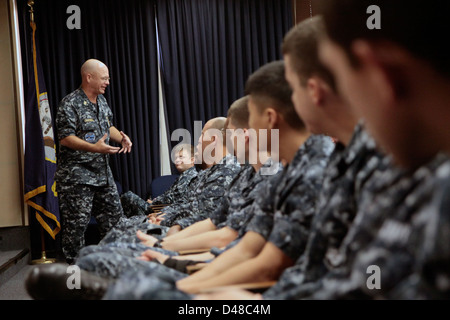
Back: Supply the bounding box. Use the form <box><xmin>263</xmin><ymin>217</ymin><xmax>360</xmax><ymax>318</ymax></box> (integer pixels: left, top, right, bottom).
<box><xmin>156</xmin><ymin>0</ymin><xmax>293</xmax><ymax>147</ymax></box>
<box><xmin>17</xmin><ymin>0</ymin><xmax>160</xmax><ymax>199</ymax></box>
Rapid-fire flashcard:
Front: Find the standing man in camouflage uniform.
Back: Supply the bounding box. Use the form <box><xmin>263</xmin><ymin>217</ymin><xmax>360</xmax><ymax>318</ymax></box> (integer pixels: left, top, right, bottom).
<box><xmin>55</xmin><ymin>59</ymin><xmax>132</xmax><ymax>264</ymax></box>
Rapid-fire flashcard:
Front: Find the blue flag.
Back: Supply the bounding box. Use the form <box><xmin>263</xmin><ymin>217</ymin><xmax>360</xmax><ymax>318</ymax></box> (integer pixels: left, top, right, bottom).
<box><xmin>24</xmin><ymin>20</ymin><xmax>60</xmax><ymax>239</ymax></box>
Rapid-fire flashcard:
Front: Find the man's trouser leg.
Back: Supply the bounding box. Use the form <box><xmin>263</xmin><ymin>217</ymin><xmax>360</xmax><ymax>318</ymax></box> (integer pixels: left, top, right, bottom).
<box><xmin>91</xmin><ymin>183</ymin><xmax>124</xmax><ymax>239</ymax></box>
<box><xmin>58</xmin><ymin>184</ymin><xmax>94</xmax><ymax>264</ymax></box>
<box><xmin>120</xmin><ymin>191</ymin><xmax>151</xmax><ymax>218</ymax></box>
<box><xmin>58</xmin><ymin>183</ymin><xmax>124</xmax><ymax>263</ymax></box>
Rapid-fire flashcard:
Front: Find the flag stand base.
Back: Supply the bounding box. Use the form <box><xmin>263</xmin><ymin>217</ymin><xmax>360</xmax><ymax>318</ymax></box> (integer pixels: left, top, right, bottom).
<box><xmin>31</xmin><ymin>251</ymin><xmax>56</xmax><ymax>265</ymax></box>
<box><xmin>31</xmin><ymin>227</ymin><xmax>57</xmax><ymax>264</ymax></box>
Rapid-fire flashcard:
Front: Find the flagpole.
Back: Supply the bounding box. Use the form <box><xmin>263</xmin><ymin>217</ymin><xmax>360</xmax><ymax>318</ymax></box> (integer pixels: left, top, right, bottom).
<box><xmin>31</xmin><ymin>226</ymin><xmax>56</xmax><ymax>265</ymax></box>
<box><xmin>27</xmin><ymin>0</ymin><xmax>57</xmax><ymax>265</ymax></box>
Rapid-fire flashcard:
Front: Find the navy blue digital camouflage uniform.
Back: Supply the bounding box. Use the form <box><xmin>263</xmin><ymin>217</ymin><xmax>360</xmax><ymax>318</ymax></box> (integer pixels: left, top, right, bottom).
<box><xmin>245</xmin><ymin>134</ymin><xmax>335</xmax><ymax>263</ymax></box>
<box><xmin>159</xmin><ymin>154</ymin><xmax>242</xmax><ymax>229</ymax></box>
<box><xmin>208</xmin><ymin>159</ymin><xmax>284</xmax><ymax>257</ymax></box>
<box><xmin>295</xmin><ymin>153</ymin><xmax>450</xmax><ymax>299</ymax></box>
<box><xmin>119</xmin><ymin>166</ymin><xmax>198</xmax><ymax>218</ymax></box>
<box><xmin>152</xmin><ymin>166</ymin><xmax>198</xmax><ymax>205</ymax></box>
<box><xmin>207</xmin><ymin>163</ymin><xmax>256</xmax><ymax>228</ymax></box>
<box><xmin>214</xmin><ymin>159</ymin><xmax>283</xmax><ymax>232</ymax></box>
<box><xmin>263</xmin><ymin>123</ymin><xmax>388</xmax><ymax>299</ymax></box>
<box><xmin>401</xmin><ymin>162</ymin><xmax>450</xmax><ymax>299</ymax></box>
<box><xmin>106</xmin><ymin>164</ymin><xmax>208</xmax><ymax>242</ymax></box>
<box><xmin>101</xmin><ymin>134</ymin><xmax>334</xmax><ymax>299</ymax></box>
<box><xmin>55</xmin><ymin>87</ymin><xmax>124</xmax><ymax>263</ymax></box>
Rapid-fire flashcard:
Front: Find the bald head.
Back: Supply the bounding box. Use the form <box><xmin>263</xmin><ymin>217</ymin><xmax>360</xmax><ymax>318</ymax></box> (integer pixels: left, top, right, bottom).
<box><xmin>206</xmin><ymin>117</ymin><xmax>227</xmax><ymax>144</ymax></box>
<box><xmin>81</xmin><ymin>59</ymin><xmax>107</xmax><ymax>77</ymax></box>
<box><xmin>195</xmin><ymin>116</ymin><xmax>228</xmax><ymax>167</ymax></box>
<box><xmin>81</xmin><ymin>59</ymin><xmax>110</xmax><ymax>97</ymax></box>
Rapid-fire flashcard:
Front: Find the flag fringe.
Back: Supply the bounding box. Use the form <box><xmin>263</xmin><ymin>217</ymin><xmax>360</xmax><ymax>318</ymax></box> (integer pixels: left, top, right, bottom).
<box><xmin>26</xmin><ymin>197</ymin><xmax>61</xmax><ymax>239</ymax></box>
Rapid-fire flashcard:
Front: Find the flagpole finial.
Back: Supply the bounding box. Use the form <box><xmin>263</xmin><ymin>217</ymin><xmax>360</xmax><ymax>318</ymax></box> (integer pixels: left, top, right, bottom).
<box><xmin>27</xmin><ymin>0</ymin><xmax>35</xmax><ymax>23</ymax></box>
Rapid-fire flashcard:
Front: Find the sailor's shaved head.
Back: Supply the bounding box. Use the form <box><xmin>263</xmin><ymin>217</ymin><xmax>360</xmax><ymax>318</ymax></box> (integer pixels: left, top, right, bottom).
<box><xmin>81</xmin><ymin>59</ymin><xmax>107</xmax><ymax>77</ymax></box>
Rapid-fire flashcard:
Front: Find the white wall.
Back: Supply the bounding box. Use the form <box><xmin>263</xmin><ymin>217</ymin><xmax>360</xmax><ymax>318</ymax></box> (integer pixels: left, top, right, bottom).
<box><xmin>0</xmin><ymin>0</ymin><xmax>27</xmax><ymax>228</ymax></box>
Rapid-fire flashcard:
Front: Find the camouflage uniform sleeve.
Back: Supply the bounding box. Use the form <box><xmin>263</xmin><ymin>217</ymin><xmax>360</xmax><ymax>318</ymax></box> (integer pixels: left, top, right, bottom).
<box><xmin>158</xmin><ymin>201</ymin><xmax>192</xmax><ymax>227</ymax></box>
<box><xmin>261</xmin><ymin>135</ymin><xmax>333</xmax><ymax>262</ymax></box>
<box><xmin>308</xmin><ymin>155</ymin><xmax>450</xmax><ymax>300</ymax></box>
<box><xmin>208</xmin><ymin>165</ymin><xmax>253</xmax><ymax>227</ymax></box>
<box><xmin>225</xmin><ymin>165</ymin><xmax>282</xmax><ymax>234</ymax></box>
<box><xmin>156</xmin><ymin>169</ymin><xmax>200</xmax><ymax>212</ymax></box>
<box><xmin>159</xmin><ymin>179</ymin><xmax>207</xmax><ymax>227</ymax></box>
<box><xmin>396</xmin><ymin>176</ymin><xmax>450</xmax><ymax>299</ymax></box>
<box><xmin>209</xmin><ymin>195</ymin><xmax>230</xmax><ymax>227</ymax></box>
<box><xmin>224</xmin><ymin>197</ymin><xmax>255</xmax><ymax>231</ymax></box>
<box><xmin>268</xmin><ymin>168</ymin><xmax>322</xmax><ymax>262</ymax></box>
<box><xmin>157</xmin><ymin>170</ymin><xmax>206</xmax><ymax>227</ymax></box>
<box><xmin>190</xmin><ymin>164</ymin><xmax>239</xmax><ymax>217</ymax></box>
<box><xmin>244</xmin><ymin>173</ymin><xmax>280</xmax><ymax>239</ymax></box>
<box><xmin>173</xmin><ymin>216</ymin><xmax>205</xmax><ymax>230</ymax></box>
<box><xmin>153</xmin><ymin>168</ymin><xmax>199</xmax><ymax>205</ymax></box>
<box><xmin>56</xmin><ymin>98</ymin><xmax>77</xmax><ymax>141</ymax></box>
<box><xmin>171</xmin><ymin>163</ymin><xmax>241</xmax><ymax>229</ymax></box>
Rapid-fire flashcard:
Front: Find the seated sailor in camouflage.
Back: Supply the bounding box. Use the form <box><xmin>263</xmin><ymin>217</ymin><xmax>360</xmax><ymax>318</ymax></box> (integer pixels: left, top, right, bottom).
<box><xmin>55</xmin><ymin>59</ymin><xmax>132</xmax><ymax>264</ymax></box>
<box><xmin>300</xmin><ymin>153</ymin><xmax>449</xmax><ymax>300</ymax></box>
<box><xmin>262</xmin><ymin>128</ymin><xmax>395</xmax><ymax>299</ymax></box>
<box><xmin>151</xmin><ymin>144</ymin><xmax>196</xmax><ymax>205</ymax></box>
<box><xmin>197</xmin><ymin>0</ymin><xmax>450</xmax><ymax>301</ymax></box>
<box><xmin>153</xmin><ymin>117</ymin><xmax>242</xmax><ymax>234</ymax></box>
<box><xmin>119</xmin><ymin>144</ymin><xmax>196</xmax><ymax>218</ymax></box>
<box><xmin>255</xmin><ymin>17</ymin><xmax>388</xmax><ymax>299</ymax></box>
<box><xmin>175</xmin><ymin>60</ymin><xmax>334</xmax><ymax>295</ymax></box>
